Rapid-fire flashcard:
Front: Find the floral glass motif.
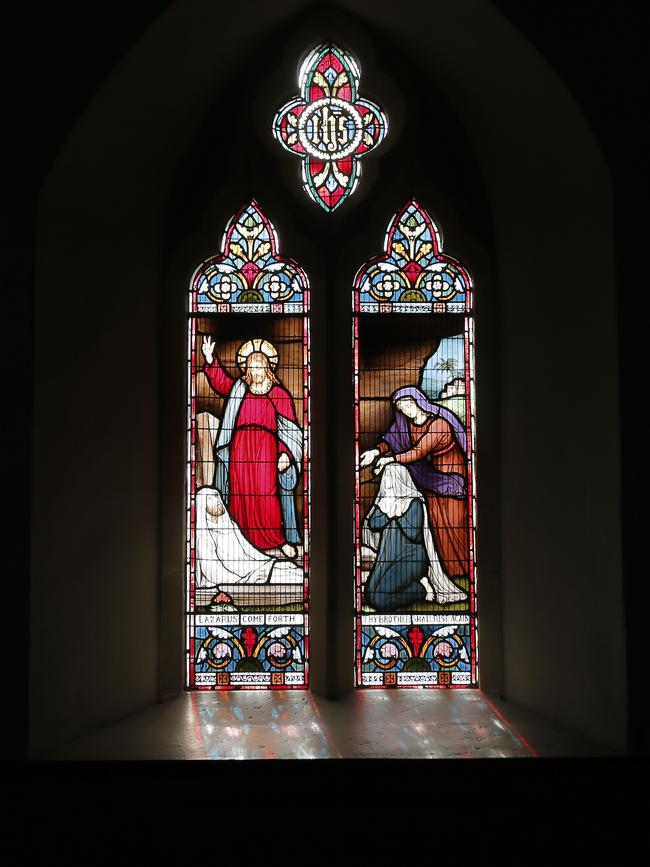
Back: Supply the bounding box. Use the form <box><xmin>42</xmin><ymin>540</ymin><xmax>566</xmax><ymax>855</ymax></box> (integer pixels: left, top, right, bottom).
<box><xmin>353</xmin><ymin>200</ymin><xmax>478</xmax><ymax>689</ymax></box>
<box><xmin>187</xmin><ymin>202</ymin><xmax>310</xmax><ymax>690</ymax></box>
<box><xmin>355</xmin><ymin>199</ymin><xmax>470</xmax><ymax>314</ymax></box>
<box><xmin>273</xmin><ymin>44</ymin><xmax>387</xmax><ymax>211</ymax></box>
<box><xmin>192</xmin><ymin>200</ymin><xmax>308</xmax><ymax>314</ymax></box>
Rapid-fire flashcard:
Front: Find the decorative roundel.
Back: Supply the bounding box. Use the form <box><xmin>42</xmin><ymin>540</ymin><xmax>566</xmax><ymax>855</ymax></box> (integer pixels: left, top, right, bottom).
<box><xmin>368</xmin><ymin>269</ymin><xmax>408</xmax><ymax>302</ymax></box>
<box><xmin>263</xmin><ymin>638</ymin><xmax>295</xmax><ymax>669</ymax></box>
<box><xmin>371</xmin><ymin>636</ymin><xmax>407</xmax><ymax>670</ymax></box>
<box><xmin>254</xmin><ymin>269</ymin><xmax>296</xmax><ymax>302</ymax></box>
<box><xmin>416</xmin><ymin>265</ymin><xmax>461</xmax><ymax>302</ymax></box>
<box><xmin>426</xmin><ymin>633</ymin><xmax>466</xmax><ymax>669</ymax></box>
<box><xmin>203</xmin><ymin>637</ymin><xmax>236</xmax><ymax>670</ymax></box>
<box><xmin>273</xmin><ymin>44</ymin><xmax>387</xmax><ymax>211</ymax></box>
<box><xmin>297</xmin><ymin>97</ymin><xmax>364</xmax><ymax>160</ymax></box>
<box><xmin>236</xmin><ymin>338</ymin><xmax>279</xmax><ymax>369</ymax></box>
<box><xmin>205</xmin><ymin>270</ymin><xmax>247</xmax><ymax>303</ymax></box>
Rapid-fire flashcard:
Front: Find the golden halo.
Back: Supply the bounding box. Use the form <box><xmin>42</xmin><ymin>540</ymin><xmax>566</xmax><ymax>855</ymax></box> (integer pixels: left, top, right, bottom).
<box><xmin>237</xmin><ymin>338</ymin><xmax>278</xmax><ymax>369</ymax></box>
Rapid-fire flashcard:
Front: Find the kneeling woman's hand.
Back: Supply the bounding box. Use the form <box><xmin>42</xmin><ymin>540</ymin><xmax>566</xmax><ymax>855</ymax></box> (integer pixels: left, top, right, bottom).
<box><xmin>374</xmin><ymin>455</ymin><xmax>395</xmax><ymax>474</ymax></box>
<box><xmin>359</xmin><ymin>448</ymin><xmax>379</xmax><ymax>468</ymax></box>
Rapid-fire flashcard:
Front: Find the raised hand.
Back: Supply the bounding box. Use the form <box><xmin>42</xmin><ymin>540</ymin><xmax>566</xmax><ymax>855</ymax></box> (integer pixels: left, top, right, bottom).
<box><xmin>201</xmin><ymin>335</ymin><xmax>215</xmax><ymax>364</ymax></box>
<box><xmin>359</xmin><ymin>448</ymin><xmax>379</xmax><ymax>469</ymax></box>
<box><xmin>277</xmin><ymin>453</ymin><xmax>291</xmax><ymax>473</ymax></box>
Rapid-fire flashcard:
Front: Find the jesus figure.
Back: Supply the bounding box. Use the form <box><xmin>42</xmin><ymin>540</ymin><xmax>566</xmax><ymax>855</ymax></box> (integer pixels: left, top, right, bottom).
<box><xmin>201</xmin><ymin>335</ymin><xmax>302</xmax><ymax>559</ymax></box>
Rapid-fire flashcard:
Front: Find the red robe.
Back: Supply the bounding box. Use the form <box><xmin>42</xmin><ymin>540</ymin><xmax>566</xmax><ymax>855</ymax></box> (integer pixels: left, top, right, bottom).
<box><xmin>204</xmin><ymin>358</ymin><xmax>297</xmax><ymax>550</ymax></box>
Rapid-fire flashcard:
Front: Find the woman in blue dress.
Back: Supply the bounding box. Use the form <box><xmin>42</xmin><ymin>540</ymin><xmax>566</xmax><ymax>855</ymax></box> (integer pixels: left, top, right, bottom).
<box><xmin>362</xmin><ymin>463</ymin><xmax>467</xmax><ymax>612</ymax></box>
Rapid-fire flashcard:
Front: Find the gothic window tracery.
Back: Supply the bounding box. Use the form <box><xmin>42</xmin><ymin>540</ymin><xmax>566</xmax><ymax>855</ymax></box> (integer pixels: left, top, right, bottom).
<box><xmin>185</xmin><ymin>47</ymin><xmax>479</xmax><ymax>693</ymax></box>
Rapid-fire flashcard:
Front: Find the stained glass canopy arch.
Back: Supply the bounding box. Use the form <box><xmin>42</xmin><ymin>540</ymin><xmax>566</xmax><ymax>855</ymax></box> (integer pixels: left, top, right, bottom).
<box><xmin>273</xmin><ymin>43</ymin><xmax>388</xmax><ymax>211</ymax></box>
<box><xmin>191</xmin><ymin>199</ymin><xmax>308</xmax><ymax>314</ymax></box>
<box><xmin>354</xmin><ymin>199</ymin><xmax>471</xmax><ymax>314</ymax></box>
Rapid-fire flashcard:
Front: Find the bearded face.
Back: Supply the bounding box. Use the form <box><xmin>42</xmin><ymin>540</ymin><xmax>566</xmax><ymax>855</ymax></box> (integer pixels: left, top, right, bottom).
<box><xmin>242</xmin><ymin>350</ymin><xmax>279</xmax><ymax>389</ymax></box>
<box><xmin>247</xmin><ymin>357</ymin><xmax>266</xmax><ymax>383</ymax></box>
<box><xmin>244</xmin><ymin>351</ymin><xmax>273</xmax><ymax>385</ymax></box>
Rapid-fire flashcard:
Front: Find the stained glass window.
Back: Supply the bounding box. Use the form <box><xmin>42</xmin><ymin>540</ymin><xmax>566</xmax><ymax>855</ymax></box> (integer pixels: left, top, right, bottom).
<box><xmin>186</xmin><ymin>201</ymin><xmax>310</xmax><ymax>689</ymax></box>
<box><xmin>273</xmin><ymin>43</ymin><xmax>387</xmax><ymax>211</ymax></box>
<box><xmin>353</xmin><ymin>200</ymin><xmax>478</xmax><ymax>689</ymax></box>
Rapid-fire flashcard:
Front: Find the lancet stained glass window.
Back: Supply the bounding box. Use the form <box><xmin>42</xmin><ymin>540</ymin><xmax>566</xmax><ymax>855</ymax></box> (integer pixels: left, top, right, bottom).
<box><xmin>273</xmin><ymin>43</ymin><xmax>387</xmax><ymax>211</ymax></box>
<box><xmin>186</xmin><ymin>201</ymin><xmax>310</xmax><ymax>689</ymax></box>
<box><xmin>353</xmin><ymin>200</ymin><xmax>478</xmax><ymax>688</ymax></box>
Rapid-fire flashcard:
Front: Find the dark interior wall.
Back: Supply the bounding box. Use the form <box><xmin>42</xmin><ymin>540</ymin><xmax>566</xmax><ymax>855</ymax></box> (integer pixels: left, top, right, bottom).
<box><xmin>29</xmin><ymin>0</ymin><xmax>311</xmax><ymax>757</ymax></box>
<box><xmin>343</xmin><ymin>0</ymin><xmax>625</xmax><ymax>748</ymax></box>
<box><xmin>27</xmin><ymin>0</ymin><xmax>628</xmax><ymax>755</ymax></box>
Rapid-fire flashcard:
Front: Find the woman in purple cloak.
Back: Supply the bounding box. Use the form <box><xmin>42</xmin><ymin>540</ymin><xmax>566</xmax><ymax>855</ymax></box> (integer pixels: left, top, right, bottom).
<box><xmin>360</xmin><ymin>386</ymin><xmax>470</xmax><ymax>579</ymax></box>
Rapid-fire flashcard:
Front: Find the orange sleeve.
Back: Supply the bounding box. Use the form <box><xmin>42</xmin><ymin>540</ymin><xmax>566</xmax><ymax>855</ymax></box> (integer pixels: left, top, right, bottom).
<box><xmin>395</xmin><ymin>419</ymin><xmax>451</xmax><ymax>464</ymax></box>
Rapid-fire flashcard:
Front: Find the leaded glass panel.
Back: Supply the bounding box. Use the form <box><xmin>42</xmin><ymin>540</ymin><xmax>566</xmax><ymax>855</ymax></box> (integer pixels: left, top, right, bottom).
<box><xmin>273</xmin><ymin>43</ymin><xmax>387</xmax><ymax>211</ymax></box>
<box><xmin>186</xmin><ymin>201</ymin><xmax>310</xmax><ymax>689</ymax></box>
<box><xmin>354</xmin><ymin>200</ymin><xmax>478</xmax><ymax>688</ymax></box>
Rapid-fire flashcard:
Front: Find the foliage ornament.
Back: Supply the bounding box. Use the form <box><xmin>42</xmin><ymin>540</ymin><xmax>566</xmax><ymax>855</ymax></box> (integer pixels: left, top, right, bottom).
<box><xmin>354</xmin><ymin>200</ymin><xmax>471</xmax><ymax>313</ymax></box>
<box><xmin>191</xmin><ymin>200</ymin><xmax>308</xmax><ymax>313</ymax></box>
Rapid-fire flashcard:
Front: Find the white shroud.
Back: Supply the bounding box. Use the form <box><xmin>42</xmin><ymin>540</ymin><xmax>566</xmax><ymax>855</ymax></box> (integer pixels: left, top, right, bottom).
<box><xmin>195</xmin><ymin>487</ymin><xmax>303</xmax><ymax>588</ymax></box>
